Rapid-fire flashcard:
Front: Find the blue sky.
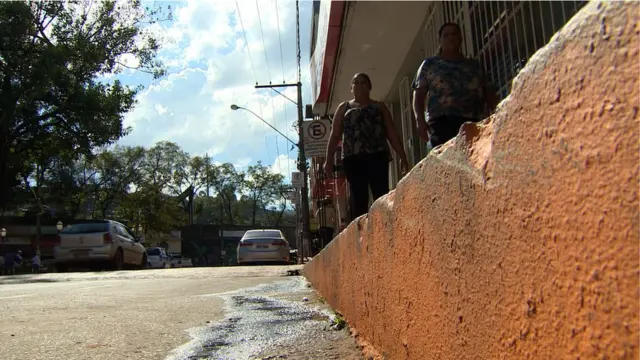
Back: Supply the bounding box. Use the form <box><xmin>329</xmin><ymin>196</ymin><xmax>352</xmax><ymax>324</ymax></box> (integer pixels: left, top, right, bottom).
<box><xmin>109</xmin><ymin>0</ymin><xmax>314</xmax><ymax>184</ymax></box>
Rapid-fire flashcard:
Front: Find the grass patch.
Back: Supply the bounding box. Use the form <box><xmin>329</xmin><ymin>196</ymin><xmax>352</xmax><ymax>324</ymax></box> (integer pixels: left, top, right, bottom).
<box><xmin>329</xmin><ymin>312</ymin><xmax>347</xmax><ymax>331</ymax></box>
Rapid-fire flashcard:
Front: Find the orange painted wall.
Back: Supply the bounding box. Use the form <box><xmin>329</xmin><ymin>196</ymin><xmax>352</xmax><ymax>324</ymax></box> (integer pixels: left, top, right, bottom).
<box><xmin>304</xmin><ymin>2</ymin><xmax>639</xmax><ymax>359</ymax></box>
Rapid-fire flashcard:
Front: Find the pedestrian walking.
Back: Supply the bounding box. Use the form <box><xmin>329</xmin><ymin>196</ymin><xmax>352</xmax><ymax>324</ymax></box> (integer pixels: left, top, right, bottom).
<box><xmin>32</xmin><ymin>252</ymin><xmax>41</xmax><ymax>274</ymax></box>
<box><xmin>324</xmin><ymin>73</ymin><xmax>409</xmax><ymax>221</ymax></box>
<box><xmin>3</xmin><ymin>250</ymin><xmax>22</xmax><ymax>275</ymax></box>
<box><xmin>412</xmin><ymin>22</ymin><xmax>499</xmax><ymax>150</ymax></box>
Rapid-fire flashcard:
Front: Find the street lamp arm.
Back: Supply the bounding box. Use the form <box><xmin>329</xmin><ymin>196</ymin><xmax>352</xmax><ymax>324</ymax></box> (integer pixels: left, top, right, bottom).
<box><xmin>231</xmin><ymin>105</ymin><xmax>299</xmax><ymax>148</ymax></box>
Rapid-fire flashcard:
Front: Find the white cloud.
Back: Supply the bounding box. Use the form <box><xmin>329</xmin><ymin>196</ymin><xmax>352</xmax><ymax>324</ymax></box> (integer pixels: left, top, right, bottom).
<box><xmin>117</xmin><ymin>0</ymin><xmax>315</xmax><ymax>176</ymax></box>
<box><xmin>270</xmin><ymin>153</ymin><xmax>298</xmax><ymax>183</ymax></box>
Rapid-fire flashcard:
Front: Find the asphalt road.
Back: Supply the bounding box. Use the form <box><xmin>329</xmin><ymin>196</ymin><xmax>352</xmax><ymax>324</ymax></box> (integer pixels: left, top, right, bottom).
<box><xmin>0</xmin><ymin>266</ymin><xmax>362</xmax><ymax>360</ymax></box>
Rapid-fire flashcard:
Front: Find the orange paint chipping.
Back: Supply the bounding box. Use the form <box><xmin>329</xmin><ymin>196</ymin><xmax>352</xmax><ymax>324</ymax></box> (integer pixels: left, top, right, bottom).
<box><xmin>304</xmin><ymin>2</ymin><xmax>639</xmax><ymax>359</ymax></box>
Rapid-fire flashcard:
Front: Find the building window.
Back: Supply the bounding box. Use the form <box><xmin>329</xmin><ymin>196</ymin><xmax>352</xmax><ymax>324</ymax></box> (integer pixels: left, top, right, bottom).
<box><xmin>468</xmin><ymin>1</ymin><xmax>588</xmax><ymax>100</ymax></box>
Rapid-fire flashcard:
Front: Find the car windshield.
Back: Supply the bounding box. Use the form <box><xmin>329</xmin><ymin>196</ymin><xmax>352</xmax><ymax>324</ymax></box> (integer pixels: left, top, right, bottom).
<box><xmin>243</xmin><ymin>230</ymin><xmax>282</xmax><ymax>239</ymax></box>
<box><xmin>146</xmin><ymin>248</ymin><xmax>161</xmax><ymax>256</ymax></box>
<box><xmin>60</xmin><ymin>222</ymin><xmax>109</xmax><ymax>234</ymax></box>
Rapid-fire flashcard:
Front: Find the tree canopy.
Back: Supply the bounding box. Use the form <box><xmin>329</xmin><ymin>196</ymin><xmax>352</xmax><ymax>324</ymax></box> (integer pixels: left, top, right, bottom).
<box><xmin>6</xmin><ymin>140</ymin><xmax>294</xmax><ymax>234</ymax></box>
<box><xmin>0</xmin><ymin>0</ymin><xmax>168</xmax><ymax>212</ymax></box>
<box><xmin>0</xmin><ymin>1</ymin><xmax>295</xmax><ymax>243</ymax></box>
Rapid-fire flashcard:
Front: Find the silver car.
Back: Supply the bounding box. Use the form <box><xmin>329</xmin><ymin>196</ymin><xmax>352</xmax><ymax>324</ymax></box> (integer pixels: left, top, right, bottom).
<box><xmin>54</xmin><ymin>220</ymin><xmax>147</xmax><ymax>272</ymax></box>
<box><xmin>237</xmin><ymin>229</ymin><xmax>290</xmax><ymax>265</ymax></box>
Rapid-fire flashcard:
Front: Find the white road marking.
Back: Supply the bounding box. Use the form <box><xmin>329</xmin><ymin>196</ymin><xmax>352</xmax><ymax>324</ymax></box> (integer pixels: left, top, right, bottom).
<box><xmin>0</xmin><ymin>294</ymin><xmax>36</xmax><ymax>300</ymax></box>
<box><xmin>78</xmin><ymin>285</ymin><xmax>112</xmax><ymax>290</ymax></box>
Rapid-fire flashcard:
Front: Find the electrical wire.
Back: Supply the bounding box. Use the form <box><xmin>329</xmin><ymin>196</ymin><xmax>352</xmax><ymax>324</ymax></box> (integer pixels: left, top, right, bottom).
<box><xmin>255</xmin><ymin>0</ymin><xmax>281</xmax><ymax>174</ymax></box>
<box><xmin>257</xmin><ymin>97</ymin><xmax>273</xmax><ymax>164</ymax></box>
<box><xmin>236</xmin><ymin>0</ymin><xmax>270</xmax><ymax>161</ymax></box>
<box><xmin>255</xmin><ymin>0</ymin><xmax>272</xmax><ymax>82</ymax></box>
<box><xmin>235</xmin><ymin>0</ymin><xmax>257</xmax><ymax>84</ymax></box>
<box><xmin>275</xmin><ymin>0</ymin><xmax>286</xmax><ymax>84</ymax></box>
<box><xmin>268</xmin><ymin>92</ymin><xmax>282</xmax><ymax>173</ymax></box>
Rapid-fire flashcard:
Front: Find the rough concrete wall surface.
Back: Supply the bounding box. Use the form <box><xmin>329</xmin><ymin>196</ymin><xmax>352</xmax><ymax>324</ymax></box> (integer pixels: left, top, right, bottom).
<box><xmin>304</xmin><ymin>2</ymin><xmax>639</xmax><ymax>359</ymax></box>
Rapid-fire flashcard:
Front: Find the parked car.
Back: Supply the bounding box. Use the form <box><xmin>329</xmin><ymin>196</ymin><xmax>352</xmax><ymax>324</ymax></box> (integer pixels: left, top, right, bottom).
<box><xmin>237</xmin><ymin>229</ymin><xmax>290</xmax><ymax>265</ymax></box>
<box><xmin>170</xmin><ymin>254</ymin><xmax>193</xmax><ymax>268</ymax></box>
<box><xmin>146</xmin><ymin>247</ymin><xmax>170</xmax><ymax>269</ymax></box>
<box><xmin>54</xmin><ymin>220</ymin><xmax>147</xmax><ymax>272</ymax></box>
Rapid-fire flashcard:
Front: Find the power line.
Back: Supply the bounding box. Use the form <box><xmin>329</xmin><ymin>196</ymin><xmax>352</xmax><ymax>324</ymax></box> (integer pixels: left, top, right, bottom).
<box><xmin>237</xmin><ymin>0</ymin><xmax>273</xmax><ymax>164</ymax></box>
<box><xmin>255</xmin><ymin>1</ymin><xmax>281</xmax><ymax>173</ymax></box>
<box><xmin>257</xmin><ymin>97</ymin><xmax>273</xmax><ymax>163</ymax></box>
<box><xmin>275</xmin><ymin>0</ymin><xmax>286</xmax><ymax>84</ymax></box>
<box><xmin>255</xmin><ymin>0</ymin><xmax>272</xmax><ymax>82</ymax></box>
<box><xmin>269</xmin><ymin>91</ymin><xmax>282</xmax><ymax>173</ymax></box>
<box><xmin>235</xmin><ymin>0</ymin><xmax>257</xmax><ymax>84</ymax></box>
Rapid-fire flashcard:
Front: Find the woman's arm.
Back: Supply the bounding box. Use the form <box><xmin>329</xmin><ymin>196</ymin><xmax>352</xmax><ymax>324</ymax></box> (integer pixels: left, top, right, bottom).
<box><xmin>412</xmin><ymin>60</ymin><xmax>431</xmax><ymax>142</ymax></box>
<box><xmin>324</xmin><ymin>102</ymin><xmax>347</xmax><ymax>176</ymax></box>
<box><xmin>477</xmin><ymin>61</ymin><xmax>499</xmax><ymax>113</ymax></box>
<box><xmin>485</xmin><ymin>85</ymin><xmax>499</xmax><ymax>114</ymax></box>
<box><xmin>381</xmin><ymin>103</ymin><xmax>409</xmax><ymax>172</ymax></box>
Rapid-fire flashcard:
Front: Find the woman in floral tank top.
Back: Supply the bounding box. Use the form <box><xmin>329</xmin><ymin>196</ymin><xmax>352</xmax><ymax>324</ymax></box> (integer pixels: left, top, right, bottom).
<box><xmin>324</xmin><ymin>73</ymin><xmax>408</xmax><ymax>221</ymax></box>
<box><xmin>412</xmin><ymin>22</ymin><xmax>499</xmax><ymax>149</ymax></box>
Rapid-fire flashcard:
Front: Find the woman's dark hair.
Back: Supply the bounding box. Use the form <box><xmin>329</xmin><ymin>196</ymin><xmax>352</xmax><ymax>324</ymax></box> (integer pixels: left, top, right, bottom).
<box><xmin>438</xmin><ymin>22</ymin><xmax>462</xmax><ymax>38</ymax></box>
<box><xmin>352</xmin><ymin>73</ymin><xmax>372</xmax><ymax>89</ymax></box>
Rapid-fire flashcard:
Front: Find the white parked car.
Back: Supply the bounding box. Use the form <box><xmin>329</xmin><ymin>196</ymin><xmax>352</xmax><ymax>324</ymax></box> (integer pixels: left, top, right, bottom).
<box><xmin>170</xmin><ymin>254</ymin><xmax>193</xmax><ymax>268</ymax></box>
<box><xmin>237</xmin><ymin>229</ymin><xmax>290</xmax><ymax>265</ymax></box>
<box><xmin>146</xmin><ymin>247</ymin><xmax>170</xmax><ymax>269</ymax></box>
<box><xmin>54</xmin><ymin>220</ymin><xmax>147</xmax><ymax>272</ymax></box>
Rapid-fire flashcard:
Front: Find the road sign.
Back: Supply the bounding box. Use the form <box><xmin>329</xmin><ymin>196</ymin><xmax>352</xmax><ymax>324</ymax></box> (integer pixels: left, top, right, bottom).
<box><xmin>302</xmin><ymin>119</ymin><xmax>331</xmax><ymax>158</ymax></box>
<box><xmin>291</xmin><ymin>172</ymin><xmax>303</xmax><ymax>188</ymax></box>
<box><xmin>290</xmin><ymin>190</ymin><xmax>300</xmax><ymax>205</ymax></box>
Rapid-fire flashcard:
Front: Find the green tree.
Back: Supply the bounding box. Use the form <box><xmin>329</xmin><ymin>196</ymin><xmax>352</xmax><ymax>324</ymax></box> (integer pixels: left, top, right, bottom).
<box><xmin>244</xmin><ymin>161</ymin><xmax>285</xmax><ymax>226</ymax></box>
<box><xmin>142</xmin><ymin>141</ymin><xmax>188</xmax><ymax>190</ymax></box>
<box><xmin>91</xmin><ymin>146</ymin><xmax>146</xmax><ymax>218</ymax></box>
<box><xmin>0</xmin><ymin>0</ymin><xmax>168</xmax><ymax>210</ymax></box>
<box><xmin>44</xmin><ymin>154</ymin><xmax>99</xmax><ymax>219</ymax></box>
<box><xmin>207</xmin><ymin>163</ymin><xmax>244</xmax><ymax>225</ymax></box>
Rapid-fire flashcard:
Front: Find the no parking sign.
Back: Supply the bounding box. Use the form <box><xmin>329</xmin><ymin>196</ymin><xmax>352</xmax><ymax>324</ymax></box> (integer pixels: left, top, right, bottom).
<box><xmin>302</xmin><ymin>119</ymin><xmax>331</xmax><ymax>158</ymax></box>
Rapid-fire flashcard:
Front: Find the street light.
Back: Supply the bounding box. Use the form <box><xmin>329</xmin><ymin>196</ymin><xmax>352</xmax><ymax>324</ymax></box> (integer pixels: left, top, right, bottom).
<box><xmin>230</xmin><ymin>104</ymin><xmax>299</xmax><ymax>148</ymax></box>
<box><xmin>230</xmin><ymin>98</ymin><xmax>311</xmax><ymax>264</ymax></box>
<box><xmin>56</xmin><ymin>221</ymin><xmax>63</xmax><ymax>233</ymax></box>
<box><xmin>1</xmin><ymin>228</ymin><xmax>6</xmax><ymax>248</ymax></box>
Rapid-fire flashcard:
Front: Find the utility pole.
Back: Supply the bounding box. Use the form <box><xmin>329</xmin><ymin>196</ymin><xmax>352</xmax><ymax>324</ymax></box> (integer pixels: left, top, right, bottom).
<box><xmin>254</xmin><ymin>82</ymin><xmax>310</xmax><ymax>263</ymax></box>
<box><xmin>253</xmin><ymin>0</ymin><xmax>310</xmax><ymax>263</ymax></box>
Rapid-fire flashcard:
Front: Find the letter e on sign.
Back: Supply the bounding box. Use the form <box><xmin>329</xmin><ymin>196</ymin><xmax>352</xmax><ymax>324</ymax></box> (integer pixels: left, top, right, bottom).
<box><xmin>307</xmin><ymin>121</ymin><xmax>327</xmax><ymax>140</ymax></box>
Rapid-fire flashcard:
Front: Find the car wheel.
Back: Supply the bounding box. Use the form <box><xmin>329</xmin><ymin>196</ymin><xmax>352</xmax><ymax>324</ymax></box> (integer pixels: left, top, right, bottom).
<box><xmin>140</xmin><ymin>254</ymin><xmax>148</xmax><ymax>270</ymax></box>
<box><xmin>112</xmin><ymin>249</ymin><xmax>124</xmax><ymax>271</ymax></box>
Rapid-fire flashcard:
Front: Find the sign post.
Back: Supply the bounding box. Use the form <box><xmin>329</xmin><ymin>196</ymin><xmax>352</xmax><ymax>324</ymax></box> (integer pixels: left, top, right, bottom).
<box><xmin>291</xmin><ymin>172</ymin><xmax>303</xmax><ymax>188</ymax></box>
<box><xmin>302</xmin><ymin>119</ymin><xmax>331</xmax><ymax>158</ymax></box>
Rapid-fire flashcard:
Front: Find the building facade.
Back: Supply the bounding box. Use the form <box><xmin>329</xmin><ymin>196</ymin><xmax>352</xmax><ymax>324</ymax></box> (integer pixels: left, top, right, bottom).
<box><xmin>308</xmin><ymin>0</ymin><xmax>587</xmax><ymax>232</ymax></box>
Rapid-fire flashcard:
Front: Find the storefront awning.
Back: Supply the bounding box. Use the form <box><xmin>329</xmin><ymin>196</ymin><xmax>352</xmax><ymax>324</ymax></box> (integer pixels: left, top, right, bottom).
<box><xmin>314</xmin><ymin>1</ymin><xmax>432</xmax><ymax>115</ymax></box>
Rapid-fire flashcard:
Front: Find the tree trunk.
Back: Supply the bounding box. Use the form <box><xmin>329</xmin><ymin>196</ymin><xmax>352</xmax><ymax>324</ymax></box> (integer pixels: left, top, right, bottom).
<box><xmin>35</xmin><ymin>210</ymin><xmax>42</xmax><ymax>254</ymax></box>
<box><xmin>274</xmin><ymin>200</ymin><xmax>286</xmax><ymax>227</ymax></box>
